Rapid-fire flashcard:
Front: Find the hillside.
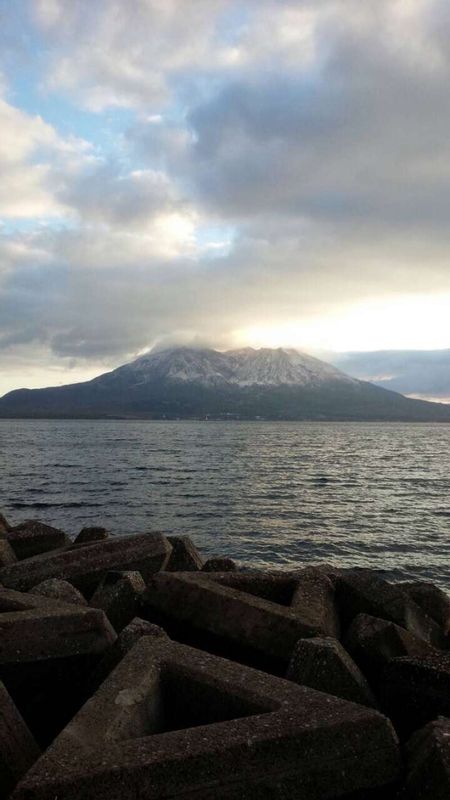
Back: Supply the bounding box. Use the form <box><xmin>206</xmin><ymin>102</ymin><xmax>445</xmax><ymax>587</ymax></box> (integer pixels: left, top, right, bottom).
<box><xmin>1</xmin><ymin>346</ymin><xmax>450</xmax><ymax>421</ymax></box>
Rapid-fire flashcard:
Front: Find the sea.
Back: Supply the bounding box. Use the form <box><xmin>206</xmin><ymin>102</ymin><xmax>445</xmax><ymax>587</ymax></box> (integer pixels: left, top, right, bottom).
<box><xmin>1</xmin><ymin>419</ymin><xmax>450</xmax><ymax>589</ymax></box>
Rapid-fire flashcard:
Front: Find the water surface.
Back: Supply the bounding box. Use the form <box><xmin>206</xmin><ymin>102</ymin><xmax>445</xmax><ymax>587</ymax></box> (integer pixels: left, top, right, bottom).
<box><xmin>1</xmin><ymin>420</ymin><xmax>449</xmax><ymax>588</ymax></box>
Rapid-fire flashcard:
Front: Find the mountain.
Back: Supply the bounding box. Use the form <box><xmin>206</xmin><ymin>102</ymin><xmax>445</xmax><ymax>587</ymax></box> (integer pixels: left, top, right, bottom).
<box><xmin>1</xmin><ymin>346</ymin><xmax>450</xmax><ymax>421</ymax></box>
<box><xmin>331</xmin><ymin>350</ymin><xmax>450</xmax><ymax>403</ymax></box>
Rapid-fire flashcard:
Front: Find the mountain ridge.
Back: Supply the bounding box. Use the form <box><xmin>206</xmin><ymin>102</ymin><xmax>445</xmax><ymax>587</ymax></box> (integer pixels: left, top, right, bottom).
<box><xmin>1</xmin><ymin>346</ymin><xmax>450</xmax><ymax>421</ymax></box>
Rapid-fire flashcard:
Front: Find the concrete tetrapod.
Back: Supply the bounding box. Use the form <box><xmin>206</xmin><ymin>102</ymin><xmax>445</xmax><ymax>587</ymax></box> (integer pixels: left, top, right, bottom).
<box><xmin>0</xmin><ymin>533</ymin><xmax>171</xmax><ymax>594</ymax></box>
<box><xmin>399</xmin><ymin>717</ymin><xmax>450</xmax><ymax>799</ymax></box>
<box><xmin>0</xmin><ymin>587</ymin><xmax>116</xmax><ymax>664</ymax></box>
<box><xmin>144</xmin><ymin>570</ymin><xmax>339</xmax><ymax>667</ymax></box>
<box><xmin>13</xmin><ymin>636</ymin><xmax>401</xmax><ymax>800</ymax></box>
<box><xmin>0</xmin><ymin>681</ymin><xmax>40</xmax><ymax>799</ymax></box>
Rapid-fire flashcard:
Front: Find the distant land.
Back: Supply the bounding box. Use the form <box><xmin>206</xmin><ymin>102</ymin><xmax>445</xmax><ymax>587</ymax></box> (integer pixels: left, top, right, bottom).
<box><xmin>1</xmin><ymin>346</ymin><xmax>450</xmax><ymax>422</ymax></box>
<box><xmin>332</xmin><ymin>350</ymin><xmax>450</xmax><ymax>403</ymax></box>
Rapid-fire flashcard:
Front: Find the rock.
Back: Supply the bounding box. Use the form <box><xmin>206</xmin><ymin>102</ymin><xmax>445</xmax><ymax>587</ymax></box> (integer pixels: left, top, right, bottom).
<box><xmin>0</xmin><ymin>533</ymin><xmax>172</xmax><ymax>594</ymax></box>
<box><xmin>5</xmin><ymin>520</ymin><xmax>70</xmax><ymax>560</ymax></box>
<box><xmin>336</xmin><ymin>570</ymin><xmax>444</xmax><ymax>647</ymax></box>
<box><xmin>0</xmin><ymin>681</ymin><xmax>40</xmax><ymax>798</ymax></box>
<box><xmin>90</xmin><ymin>570</ymin><xmax>146</xmax><ymax>632</ymax></box>
<box><xmin>399</xmin><ymin>717</ymin><xmax>450</xmax><ymax>799</ymax></box>
<box><xmin>166</xmin><ymin>535</ymin><xmax>203</xmax><ymax>571</ymax></box>
<box><xmin>0</xmin><ymin>538</ymin><xmax>17</xmax><ymax>568</ymax></box>
<box><xmin>380</xmin><ymin>651</ymin><xmax>450</xmax><ymax>736</ymax></box>
<box><xmin>400</xmin><ymin>581</ymin><xmax>450</xmax><ymax>635</ymax></box>
<box><xmin>12</xmin><ymin>636</ymin><xmax>401</xmax><ymax>800</ymax></box>
<box><xmin>29</xmin><ymin>578</ymin><xmax>87</xmax><ymax>607</ymax></box>
<box><xmin>290</xmin><ymin>566</ymin><xmax>340</xmax><ymax>638</ymax></box>
<box><xmin>287</xmin><ymin>636</ymin><xmax>377</xmax><ymax>707</ymax></box>
<box><xmin>345</xmin><ymin>613</ymin><xmax>434</xmax><ymax>684</ymax></box>
<box><xmin>74</xmin><ymin>526</ymin><xmax>109</xmax><ymax>545</ymax></box>
<box><xmin>202</xmin><ymin>557</ymin><xmax>237</xmax><ymax>572</ymax></box>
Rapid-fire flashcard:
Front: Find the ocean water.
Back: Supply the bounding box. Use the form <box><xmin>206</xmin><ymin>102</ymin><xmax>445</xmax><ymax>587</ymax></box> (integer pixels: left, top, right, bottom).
<box><xmin>1</xmin><ymin>419</ymin><xmax>450</xmax><ymax>589</ymax></box>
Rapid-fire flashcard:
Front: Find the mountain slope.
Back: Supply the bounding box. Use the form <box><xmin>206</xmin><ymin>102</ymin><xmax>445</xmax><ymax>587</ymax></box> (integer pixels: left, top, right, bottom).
<box><xmin>1</xmin><ymin>346</ymin><xmax>450</xmax><ymax>421</ymax></box>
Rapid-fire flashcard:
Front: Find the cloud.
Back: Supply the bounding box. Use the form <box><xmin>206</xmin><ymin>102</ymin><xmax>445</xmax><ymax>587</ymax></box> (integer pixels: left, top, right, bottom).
<box><xmin>0</xmin><ymin>85</ymin><xmax>90</xmax><ymax>219</ymax></box>
<box><xmin>32</xmin><ymin>0</ymin><xmax>228</xmax><ymax>111</ymax></box>
<box><xmin>2</xmin><ymin>1</ymin><xmax>450</xmax><ymax>392</ymax></box>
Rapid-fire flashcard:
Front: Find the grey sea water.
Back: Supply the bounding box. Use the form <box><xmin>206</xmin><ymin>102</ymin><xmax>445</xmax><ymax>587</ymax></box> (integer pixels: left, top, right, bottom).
<box><xmin>1</xmin><ymin>419</ymin><xmax>449</xmax><ymax>588</ymax></box>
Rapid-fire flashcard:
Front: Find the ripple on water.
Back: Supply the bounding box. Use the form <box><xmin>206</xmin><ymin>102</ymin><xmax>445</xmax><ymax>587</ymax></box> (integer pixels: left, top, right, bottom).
<box><xmin>1</xmin><ymin>419</ymin><xmax>450</xmax><ymax>589</ymax></box>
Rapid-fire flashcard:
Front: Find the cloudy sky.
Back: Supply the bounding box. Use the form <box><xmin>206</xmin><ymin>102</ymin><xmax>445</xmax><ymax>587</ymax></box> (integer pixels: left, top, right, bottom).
<box><xmin>1</xmin><ymin>0</ymin><xmax>450</xmax><ymax>395</ymax></box>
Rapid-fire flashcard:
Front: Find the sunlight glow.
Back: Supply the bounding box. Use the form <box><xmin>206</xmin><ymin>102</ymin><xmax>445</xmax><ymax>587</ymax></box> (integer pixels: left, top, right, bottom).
<box><xmin>234</xmin><ymin>293</ymin><xmax>450</xmax><ymax>353</ymax></box>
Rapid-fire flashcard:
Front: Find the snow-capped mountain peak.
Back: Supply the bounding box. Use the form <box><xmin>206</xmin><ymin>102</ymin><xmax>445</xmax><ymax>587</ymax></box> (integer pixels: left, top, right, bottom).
<box><xmin>121</xmin><ymin>346</ymin><xmax>355</xmax><ymax>388</ymax></box>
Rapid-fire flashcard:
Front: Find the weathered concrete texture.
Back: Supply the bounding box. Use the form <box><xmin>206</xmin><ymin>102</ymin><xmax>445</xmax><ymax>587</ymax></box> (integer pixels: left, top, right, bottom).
<box><xmin>400</xmin><ymin>581</ymin><xmax>450</xmax><ymax>635</ymax></box>
<box><xmin>5</xmin><ymin>521</ymin><xmax>70</xmax><ymax>561</ymax></box>
<box><xmin>0</xmin><ymin>539</ymin><xmax>16</xmax><ymax>568</ymax></box>
<box><xmin>345</xmin><ymin>613</ymin><xmax>434</xmax><ymax>683</ymax></box>
<box><xmin>0</xmin><ymin>589</ymin><xmax>117</xmax><ymax>748</ymax></box>
<box><xmin>0</xmin><ymin>681</ymin><xmax>40</xmax><ymax>799</ymax></box>
<box><xmin>205</xmin><ymin>570</ymin><xmax>301</xmax><ymax>604</ymax></box>
<box><xmin>399</xmin><ymin>717</ymin><xmax>450</xmax><ymax>799</ymax></box>
<box><xmin>145</xmin><ymin>572</ymin><xmax>343</xmax><ymax>666</ymax></box>
<box><xmin>0</xmin><ymin>587</ymin><xmax>116</xmax><ymax>664</ymax></box>
<box><xmin>202</xmin><ymin>557</ymin><xmax>237</xmax><ymax>572</ymax></box>
<box><xmin>0</xmin><ymin>513</ymin><xmax>11</xmax><ymax>535</ymax></box>
<box><xmin>336</xmin><ymin>571</ymin><xmax>444</xmax><ymax>646</ymax></box>
<box><xmin>88</xmin><ymin>617</ymin><xmax>168</xmax><ymax>692</ymax></box>
<box><xmin>13</xmin><ymin>636</ymin><xmax>400</xmax><ymax>800</ymax></box>
<box><xmin>380</xmin><ymin>652</ymin><xmax>450</xmax><ymax>736</ymax></box>
<box><xmin>0</xmin><ymin>533</ymin><xmax>172</xmax><ymax>594</ymax></box>
<box><xmin>290</xmin><ymin>567</ymin><xmax>340</xmax><ymax>638</ymax></box>
<box><xmin>166</xmin><ymin>535</ymin><xmax>204</xmax><ymax>571</ymax></box>
<box><xmin>90</xmin><ymin>570</ymin><xmax>146</xmax><ymax>632</ymax></box>
<box><xmin>287</xmin><ymin>636</ymin><xmax>377</xmax><ymax>707</ymax></box>
<box><xmin>29</xmin><ymin>579</ymin><xmax>87</xmax><ymax>607</ymax></box>
<box><xmin>74</xmin><ymin>526</ymin><xmax>109</xmax><ymax>545</ymax></box>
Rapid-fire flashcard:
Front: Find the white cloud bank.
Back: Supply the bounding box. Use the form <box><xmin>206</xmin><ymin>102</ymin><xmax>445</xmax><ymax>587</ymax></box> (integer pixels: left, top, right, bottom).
<box><xmin>1</xmin><ymin>1</ymin><xmax>450</xmax><ymax>393</ymax></box>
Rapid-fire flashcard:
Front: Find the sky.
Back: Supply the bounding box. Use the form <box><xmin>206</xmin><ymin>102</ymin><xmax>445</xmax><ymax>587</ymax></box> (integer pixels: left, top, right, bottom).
<box><xmin>1</xmin><ymin>0</ymin><xmax>450</xmax><ymax>395</ymax></box>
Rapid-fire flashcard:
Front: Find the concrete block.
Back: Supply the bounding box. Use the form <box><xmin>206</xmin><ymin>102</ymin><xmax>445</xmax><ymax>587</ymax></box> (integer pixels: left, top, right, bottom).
<box><xmin>399</xmin><ymin>717</ymin><xmax>450</xmax><ymax>799</ymax></box>
<box><xmin>166</xmin><ymin>536</ymin><xmax>203</xmax><ymax>571</ymax></box>
<box><xmin>90</xmin><ymin>571</ymin><xmax>146</xmax><ymax>632</ymax></box>
<box><xmin>202</xmin><ymin>557</ymin><xmax>237</xmax><ymax>572</ymax></box>
<box><xmin>0</xmin><ymin>681</ymin><xmax>40</xmax><ymax>799</ymax></box>
<box><xmin>290</xmin><ymin>566</ymin><xmax>340</xmax><ymax>638</ymax></box>
<box><xmin>0</xmin><ymin>539</ymin><xmax>16</xmax><ymax>568</ymax></box>
<box><xmin>12</xmin><ymin>636</ymin><xmax>400</xmax><ymax>800</ymax></box>
<box><xmin>74</xmin><ymin>527</ymin><xmax>109</xmax><ymax>545</ymax></box>
<box><xmin>205</xmin><ymin>570</ymin><xmax>301</xmax><ymax>604</ymax></box>
<box><xmin>29</xmin><ymin>579</ymin><xmax>87</xmax><ymax>607</ymax></box>
<box><xmin>0</xmin><ymin>588</ymin><xmax>117</xmax><ymax>748</ymax></box>
<box><xmin>400</xmin><ymin>581</ymin><xmax>450</xmax><ymax>635</ymax></box>
<box><xmin>345</xmin><ymin>613</ymin><xmax>434</xmax><ymax>683</ymax></box>
<box><xmin>0</xmin><ymin>533</ymin><xmax>172</xmax><ymax>594</ymax></box>
<box><xmin>0</xmin><ymin>513</ymin><xmax>11</xmax><ymax>535</ymax></box>
<box><xmin>336</xmin><ymin>571</ymin><xmax>444</xmax><ymax>646</ymax></box>
<box><xmin>89</xmin><ymin>617</ymin><xmax>168</xmax><ymax>692</ymax></box>
<box><xmin>5</xmin><ymin>520</ymin><xmax>70</xmax><ymax>561</ymax></box>
<box><xmin>380</xmin><ymin>652</ymin><xmax>450</xmax><ymax>736</ymax></box>
<box><xmin>144</xmin><ymin>572</ymin><xmax>345</xmax><ymax>667</ymax></box>
<box><xmin>213</xmin><ymin>567</ymin><xmax>341</xmax><ymax>640</ymax></box>
<box><xmin>0</xmin><ymin>587</ymin><xmax>116</xmax><ymax>665</ymax></box>
<box><xmin>287</xmin><ymin>636</ymin><xmax>377</xmax><ymax>707</ymax></box>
